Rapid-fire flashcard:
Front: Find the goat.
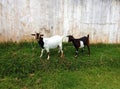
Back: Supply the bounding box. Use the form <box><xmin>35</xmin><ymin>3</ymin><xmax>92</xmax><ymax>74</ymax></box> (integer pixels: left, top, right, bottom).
<box><xmin>67</xmin><ymin>34</ymin><xmax>90</xmax><ymax>57</ymax></box>
<box><xmin>32</xmin><ymin>33</ymin><xmax>64</xmax><ymax>60</ymax></box>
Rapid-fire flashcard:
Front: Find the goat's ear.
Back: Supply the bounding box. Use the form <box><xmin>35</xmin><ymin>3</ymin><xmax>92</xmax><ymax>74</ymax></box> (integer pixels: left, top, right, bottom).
<box><xmin>31</xmin><ymin>34</ymin><xmax>35</xmax><ymax>36</ymax></box>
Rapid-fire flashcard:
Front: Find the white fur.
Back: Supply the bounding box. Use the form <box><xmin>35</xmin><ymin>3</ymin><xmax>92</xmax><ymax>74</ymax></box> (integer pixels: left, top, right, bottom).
<box><xmin>41</xmin><ymin>35</ymin><xmax>64</xmax><ymax>60</ymax></box>
<box><xmin>43</xmin><ymin>35</ymin><xmax>63</xmax><ymax>49</ymax></box>
<box><xmin>40</xmin><ymin>49</ymin><xmax>44</xmax><ymax>58</ymax></box>
<box><xmin>80</xmin><ymin>41</ymin><xmax>84</xmax><ymax>48</ymax></box>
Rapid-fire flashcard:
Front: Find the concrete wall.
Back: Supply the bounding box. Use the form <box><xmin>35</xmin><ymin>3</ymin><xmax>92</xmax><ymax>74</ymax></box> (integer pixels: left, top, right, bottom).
<box><xmin>0</xmin><ymin>0</ymin><xmax>120</xmax><ymax>43</ymax></box>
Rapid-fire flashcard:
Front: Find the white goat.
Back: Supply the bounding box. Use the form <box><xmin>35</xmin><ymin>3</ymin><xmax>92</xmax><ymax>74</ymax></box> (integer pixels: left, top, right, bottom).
<box><xmin>32</xmin><ymin>33</ymin><xmax>64</xmax><ymax>60</ymax></box>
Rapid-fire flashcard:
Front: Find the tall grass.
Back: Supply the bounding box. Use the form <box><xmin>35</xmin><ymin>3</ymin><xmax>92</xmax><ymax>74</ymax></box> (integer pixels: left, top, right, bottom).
<box><xmin>0</xmin><ymin>42</ymin><xmax>120</xmax><ymax>89</ymax></box>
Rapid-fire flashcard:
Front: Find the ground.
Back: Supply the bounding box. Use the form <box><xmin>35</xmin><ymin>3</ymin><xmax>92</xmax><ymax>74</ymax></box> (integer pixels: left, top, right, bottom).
<box><xmin>0</xmin><ymin>42</ymin><xmax>120</xmax><ymax>89</ymax></box>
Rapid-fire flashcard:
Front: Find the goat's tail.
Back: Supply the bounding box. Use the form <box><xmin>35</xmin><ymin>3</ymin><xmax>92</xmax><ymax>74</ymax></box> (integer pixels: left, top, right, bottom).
<box><xmin>61</xmin><ymin>35</ymin><xmax>68</xmax><ymax>42</ymax></box>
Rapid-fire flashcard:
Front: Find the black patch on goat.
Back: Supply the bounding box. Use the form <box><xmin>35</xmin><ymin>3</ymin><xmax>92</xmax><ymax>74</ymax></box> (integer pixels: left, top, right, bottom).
<box><xmin>72</xmin><ymin>39</ymin><xmax>80</xmax><ymax>49</ymax></box>
<box><xmin>38</xmin><ymin>37</ymin><xmax>44</xmax><ymax>49</ymax></box>
<box><xmin>67</xmin><ymin>34</ymin><xmax>90</xmax><ymax>57</ymax></box>
<box><xmin>79</xmin><ymin>35</ymin><xmax>89</xmax><ymax>45</ymax></box>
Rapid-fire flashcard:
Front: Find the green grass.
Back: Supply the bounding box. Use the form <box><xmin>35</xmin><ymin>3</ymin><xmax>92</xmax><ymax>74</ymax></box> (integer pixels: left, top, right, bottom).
<box><xmin>0</xmin><ymin>42</ymin><xmax>120</xmax><ymax>89</ymax></box>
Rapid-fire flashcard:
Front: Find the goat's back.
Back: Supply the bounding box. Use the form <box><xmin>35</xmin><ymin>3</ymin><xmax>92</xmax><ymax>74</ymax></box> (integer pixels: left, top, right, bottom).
<box><xmin>43</xmin><ymin>35</ymin><xmax>63</xmax><ymax>48</ymax></box>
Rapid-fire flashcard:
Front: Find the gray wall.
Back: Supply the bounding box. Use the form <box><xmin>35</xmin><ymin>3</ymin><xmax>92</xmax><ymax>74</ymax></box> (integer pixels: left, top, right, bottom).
<box><xmin>0</xmin><ymin>0</ymin><xmax>120</xmax><ymax>43</ymax></box>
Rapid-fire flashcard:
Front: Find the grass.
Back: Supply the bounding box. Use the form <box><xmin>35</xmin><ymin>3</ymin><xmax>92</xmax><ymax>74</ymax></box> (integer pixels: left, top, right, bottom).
<box><xmin>0</xmin><ymin>42</ymin><xmax>120</xmax><ymax>89</ymax></box>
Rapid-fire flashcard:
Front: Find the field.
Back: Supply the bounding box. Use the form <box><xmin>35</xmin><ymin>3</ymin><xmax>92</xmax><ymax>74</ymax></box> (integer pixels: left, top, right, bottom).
<box><xmin>0</xmin><ymin>42</ymin><xmax>120</xmax><ymax>89</ymax></box>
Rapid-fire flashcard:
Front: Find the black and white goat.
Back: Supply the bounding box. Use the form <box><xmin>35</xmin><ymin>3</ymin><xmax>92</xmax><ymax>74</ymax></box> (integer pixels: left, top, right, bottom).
<box><xmin>67</xmin><ymin>34</ymin><xmax>90</xmax><ymax>57</ymax></box>
<box><xmin>32</xmin><ymin>33</ymin><xmax>64</xmax><ymax>60</ymax></box>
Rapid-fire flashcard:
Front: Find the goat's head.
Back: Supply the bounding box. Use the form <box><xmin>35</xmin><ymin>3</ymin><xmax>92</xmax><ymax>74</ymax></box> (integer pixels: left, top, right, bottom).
<box><xmin>67</xmin><ymin>35</ymin><xmax>74</xmax><ymax>42</ymax></box>
<box><xmin>31</xmin><ymin>32</ymin><xmax>44</xmax><ymax>40</ymax></box>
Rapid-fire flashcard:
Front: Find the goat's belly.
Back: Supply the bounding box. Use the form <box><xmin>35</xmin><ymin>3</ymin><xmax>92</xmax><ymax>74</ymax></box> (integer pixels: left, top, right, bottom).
<box><xmin>49</xmin><ymin>44</ymin><xmax>58</xmax><ymax>48</ymax></box>
<box><xmin>44</xmin><ymin>42</ymin><xmax>59</xmax><ymax>49</ymax></box>
<box><xmin>79</xmin><ymin>41</ymin><xmax>84</xmax><ymax>48</ymax></box>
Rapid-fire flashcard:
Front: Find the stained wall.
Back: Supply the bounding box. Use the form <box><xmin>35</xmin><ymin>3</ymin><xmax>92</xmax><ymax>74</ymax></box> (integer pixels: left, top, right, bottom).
<box><xmin>0</xmin><ymin>0</ymin><xmax>120</xmax><ymax>43</ymax></box>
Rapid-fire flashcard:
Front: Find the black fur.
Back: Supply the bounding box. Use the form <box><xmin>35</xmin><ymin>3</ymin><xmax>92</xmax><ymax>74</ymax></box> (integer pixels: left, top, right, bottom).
<box><xmin>38</xmin><ymin>37</ymin><xmax>44</xmax><ymax>49</ymax></box>
<box><xmin>67</xmin><ymin>34</ymin><xmax>90</xmax><ymax>57</ymax></box>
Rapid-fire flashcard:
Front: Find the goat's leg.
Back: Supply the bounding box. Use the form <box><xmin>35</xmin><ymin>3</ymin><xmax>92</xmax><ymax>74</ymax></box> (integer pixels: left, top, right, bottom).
<box><xmin>87</xmin><ymin>45</ymin><xmax>90</xmax><ymax>56</ymax></box>
<box><xmin>59</xmin><ymin>48</ymin><xmax>63</xmax><ymax>58</ymax></box>
<box><xmin>82</xmin><ymin>47</ymin><xmax>85</xmax><ymax>53</ymax></box>
<box><xmin>60</xmin><ymin>49</ymin><xmax>63</xmax><ymax>58</ymax></box>
<box><xmin>46</xmin><ymin>48</ymin><xmax>50</xmax><ymax>60</ymax></box>
<box><xmin>87</xmin><ymin>35</ymin><xmax>90</xmax><ymax>56</ymax></box>
<box><xmin>40</xmin><ymin>49</ymin><xmax>44</xmax><ymax>58</ymax></box>
<box><xmin>58</xmin><ymin>48</ymin><xmax>61</xmax><ymax>53</ymax></box>
<box><xmin>59</xmin><ymin>44</ymin><xmax>63</xmax><ymax>58</ymax></box>
<box><xmin>75</xmin><ymin>48</ymin><xmax>79</xmax><ymax>58</ymax></box>
<box><xmin>47</xmin><ymin>52</ymin><xmax>50</xmax><ymax>60</ymax></box>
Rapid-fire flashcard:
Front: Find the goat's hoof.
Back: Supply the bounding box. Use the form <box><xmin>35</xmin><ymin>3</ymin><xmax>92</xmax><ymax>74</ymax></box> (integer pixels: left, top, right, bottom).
<box><xmin>47</xmin><ymin>57</ymin><xmax>50</xmax><ymax>60</ymax></box>
<box><xmin>75</xmin><ymin>55</ymin><xmax>78</xmax><ymax>58</ymax></box>
<box><xmin>47</xmin><ymin>58</ymin><xmax>49</xmax><ymax>60</ymax></box>
<box><xmin>88</xmin><ymin>54</ymin><xmax>90</xmax><ymax>56</ymax></box>
<box><xmin>60</xmin><ymin>55</ymin><xmax>63</xmax><ymax>58</ymax></box>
